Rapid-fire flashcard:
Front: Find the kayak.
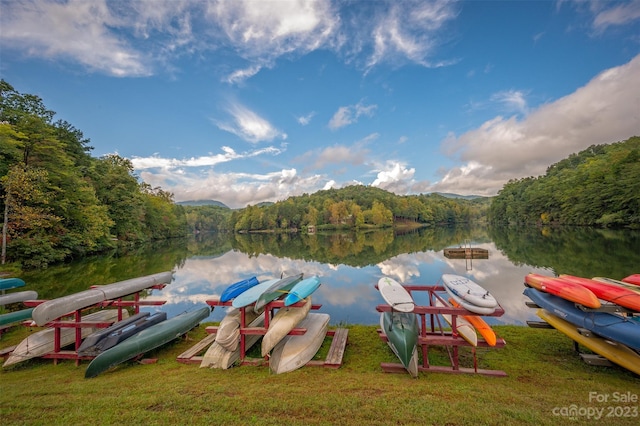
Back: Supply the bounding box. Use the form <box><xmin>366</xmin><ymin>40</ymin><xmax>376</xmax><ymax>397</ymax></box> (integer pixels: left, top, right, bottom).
<box><xmin>524</xmin><ymin>273</ymin><xmax>601</xmax><ymax>309</ymax></box>
<box><xmin>380</xmin><ymin>311</ymin><xmax>419</xmax><ymax>377</ymax></box>
<box><xmin>254</xmin><ymin>273</ymin><xmax>304</xmax><ymax>313</ymax></box>
<box><xmin>0</xmin><ymin>308</ymin><xmax>35</xmax><ymax>327</ymax></box>
<box><xmin>0</xmin><ymin>290</ymin><xmax>38</xmax><ymax>306</ymax></box>
<box><xmin>449</xmin><ymin>298</ymin><xmax>497</xmax><ymax>346</ymax></box>
<box><xmin>262</xmin><ymin>296</ymin><xmax>312</xmax><ymax>357</ymax></box>
<box><xmin>558</xmin><ymin>274</ymin><xmax>640</xmax><ymax>312</ymax></box>
<box><xmin>523</xmin><ymin>287</ymin><xmax>640</xmax><ymax>351</ymax></box>
<box><xmin>85</xmin><ymin>307</ymin><xmax>210</xmax><ymax>378</ymax></box>
<box><xmin>219</xmin><ymin>276</ymin><xmax>259</xmax><ymax>303</ymax></box>
<box><xmin>284</xmin><ymin>276</ymin><xmax>321</xmax><ymax>306</ymax></box>
<box><xmin>433</xmin><ymin>298</ymin><xmax>478</xmax><ymax>347</ymax></box>
<box><xmin>0</xmin><ymin>278</ymin><xmax>25</xmax><ymax>291</ymax></box>
<box><xmin>32</xmin><ymin>271</ymin><xmax>173</xmax><ymax>326</ymax></box>
<box><xmin>621</xmin><ymin>274</ymin><xmax>640</xmax><ymax>286</ymax></box>
<box><xmin>269</xmin><ymin>313</ymin><xmax>330</xmax><ymax>374</ymax></box>
<box><xmin>77</xmin><ymin>312</ymin><xmax>167</xmax><ymax>357</ymax></box>
<box><xmin>231</xmin><ymin>278</ymin><xmax>279</xmax><ymax>308</ymax></box>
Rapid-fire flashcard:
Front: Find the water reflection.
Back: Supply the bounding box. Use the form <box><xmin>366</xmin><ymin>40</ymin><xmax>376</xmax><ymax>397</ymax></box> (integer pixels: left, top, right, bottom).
<box><xmin>19</xmin><ymin>226</ymin><xmax>639</xmax><ymax>326</ymax></box>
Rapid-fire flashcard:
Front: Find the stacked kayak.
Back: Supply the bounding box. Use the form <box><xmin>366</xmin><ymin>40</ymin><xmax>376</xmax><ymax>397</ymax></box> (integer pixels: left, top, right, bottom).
<box><xmin>524</xmin><ymin>272</ymin><xmax>640</xmax><ymax>374</ymax></box>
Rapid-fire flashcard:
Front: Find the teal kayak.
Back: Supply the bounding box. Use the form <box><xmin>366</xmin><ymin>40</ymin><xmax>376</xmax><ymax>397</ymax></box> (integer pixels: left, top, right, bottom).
<box><xmin>284</xmin><ymin>276</ymin><xmax>321</xmax><ymax>306</ymax></box>
<box><xmin>0</xmin><ymin>278</ymin><xmax>25</xmax><ymax>291</ymax></box>
<box><xmin>0</xmin><ymin>308</ymin><xmax>34</xmax><ymax>326</ymax></box>
<box><xmin>85</xmin><ymin>307</ymin><xmax>210</xmax><ymax>378</ymax></box>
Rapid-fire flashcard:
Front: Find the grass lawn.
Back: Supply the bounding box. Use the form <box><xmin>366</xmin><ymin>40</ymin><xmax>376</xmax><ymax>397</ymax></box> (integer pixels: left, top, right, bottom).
<box><xmin>1</xmin><ymin>322</ymin><xmax>638</xmax><ymax>425</ymax></box>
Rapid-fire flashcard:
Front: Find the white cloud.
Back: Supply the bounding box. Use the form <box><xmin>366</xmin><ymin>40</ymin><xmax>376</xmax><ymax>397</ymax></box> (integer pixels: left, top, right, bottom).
<box><xmin>328</xmin><ymin>101</ymin><xmax>377</xmax><ymax>130</ymax></box>
<box><xmin>215</xmin><ymin>102</ymin><xmax>286</xmax><ymax>143</ymax></box>
<box><xmin>490</xmin><ymin>90</ymin><xmax>529</xmax><ymax>115</ymax></box>
<box><xmin>591</xmin><ymin>0</ymin><xmax>640</xmax><ymax>32</ymax></box>
<box><xmin>431</xmin><ymin>54</ymin><xmax>640</xmax><ymax>196</ymax></box>
<box><xmin>296</xmin><ymin>112</ymin><xmax>316</xmax><ymax>126</ymax></box>
<box><xmin>371</xmin><ymin>161</ymin><xmax>416</xmax><ymax>193</ymax></box>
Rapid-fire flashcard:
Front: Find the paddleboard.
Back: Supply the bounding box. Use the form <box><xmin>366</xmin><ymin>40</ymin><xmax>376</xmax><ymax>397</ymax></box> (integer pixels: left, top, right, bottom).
<box><xmin>441</xmin><ymin>274</ymin><xmax>497</xmax><ymax>309</ymax></box>
<box><xmin>444</xmin><ymin>287</ymin><xmax>496</xmax><ymax>315</ymax></box>
<box><xmin>377</xmin><ymin>277</ymin><xmax>415</xmax><ymax>312</ymax></box>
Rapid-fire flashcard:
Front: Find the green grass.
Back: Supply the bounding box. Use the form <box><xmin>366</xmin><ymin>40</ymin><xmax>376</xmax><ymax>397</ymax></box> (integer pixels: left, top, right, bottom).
<box><xmin>1</xmin><ymin>324</ymin><xmax>638</xmax><ymax>425</ymax></box>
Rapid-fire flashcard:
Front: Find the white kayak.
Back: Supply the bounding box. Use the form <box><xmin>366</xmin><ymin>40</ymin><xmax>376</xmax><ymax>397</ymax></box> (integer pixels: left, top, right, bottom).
<box><xmin>378</xmin><ymin>277</ymin><xmax>415</xmax><ymax>312</ymax></box>
<box><xmin>441</xmin><ymin>274</ymin><xmax>497</xmax><ymax>309</ymax></box>
<box><xmin>3</xmin><ymin>309</ymin><xmax>126</xmax><ymax>368</ymax></box>
<box><xmin>433</xmin><ymin>298</ymin><xmax>478</xmax><ymax>346</ymax></box>
<box><xmin>32</xmin><ymin>271</ymin><xmax>173</xmax><ymax>326</ymax></box>
<box><xmin>200</xmin><ymin>313</ymin><xmax>266</xmax><ymax>369</ymax></box>
<box><xmin>214</xmin><ymin>307</ymin><xmax>261</xmax><ymax>351</ymax></box>
<box><xmin>262</xmin><ymin>296</ymin><xmax>312</xmax><ymax>357</ymax></box>
<box><xmin>0</xmin><ymin>290</ymin><xmax>38</xmax><ymax>306</ymax></box>
<box><xmin>269</xmin><ymin>313</ymin><xmax>330</xmax><ymax>374</ymax></box>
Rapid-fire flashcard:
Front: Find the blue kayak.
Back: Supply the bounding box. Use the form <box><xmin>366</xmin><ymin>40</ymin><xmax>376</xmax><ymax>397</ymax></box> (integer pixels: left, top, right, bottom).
<box><xmin>0</xmin><ymin>278</ymin><xmax>26</xmax><ymax>291</ymax></box>
<box><xmin>219</xmin><ymin>276</ymin><xmax>259</xmax><ymax>302</ymax></box>
<box><xmin>284</xmin><ymin>276</ymin><xmax>321</xmax><ymax>306</ymax></box>
<box><xmin>524</xmin><ymin>287</ymin><xmax>640</xmax><ymax>351</ymax></box>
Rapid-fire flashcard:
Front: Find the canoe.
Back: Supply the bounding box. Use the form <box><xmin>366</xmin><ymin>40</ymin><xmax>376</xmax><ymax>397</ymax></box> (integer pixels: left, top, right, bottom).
<box><xmin>523</xmin><ymin>287</ymin><xmax>640</xmax><ymax>351</ymax></box>
<box><xmin>0</xmin><ymin>308</ymin><xmax>34</xmax><ymax>327</ymax></box>
<box><xmin>449</xmin><ymin>298</ymin><xmax>497</xmax><ymax>346</ymax></box>
<box><xmin>269</xmin><ymin>313</ymin><xmax>330</xmax><ymax>374</ymax></box>
<box><xmin>231</xmin><ymin>278</ymin><xmax>279</xmax><ymax>308</ymax></box>
<box><xmin>0</xmin><ymin>277</ymin><xmax>25</xmax><ymax>291</ymax></box>
<box><xmin>262</xmin><ymin>296</ymin><xmax>312</xmax><ymax>357</ymax></box>
<box><xmin>622</xmin><ymin>274</ymin><xmax>640</xmax><ymax>286</ymax></box>
<box><xmin>200</xmin><ymin>313</ymin><xmax>266</xmax><ymax>369</ymax></box>
<box><xmin>0</xmin><ymin>290</ymin><xmax>38</xmax><ymax>306</ymax></box>
<box><xmin>77</xmin><ymin>312</ymin><xmax>167</xmax><ymax>357</ymax></box>
<box><xmin>32</xmin><ymin>271</ymin><xmax>173</xmax><ymax>326</ymax></box>
<box><xmin>433</xmin><ymin>298</ymin><xmax>478</xmax><ymax>346</ymax></box>
<box><xmin>254</xmin><ymin>273</ymin><xmax>304</xmax><ymax>313</ymax></box>
<box><xmin>537</xmin><ymin>309</ymin><xmax>640</xmax><ymax>376</ymax></box>
<box><xmin>558</xmin><ymin>274</ymin><xmax>640</xmax><ymax>312</ymax></box>
<box><xmin>219</xmin><ymin>276</ymin><xmax>259</xmax><ymax>303</ymax></box>
<box><xmin>380</xmin><ymin>311</ymin><xmax>419</xmax><ymax>377</ymax></box>
<box><xmin>441</xmin><ymin>274</ymin><xmax>497</xmax><ymax>309</ymax></box>
<box><xmin>377</xmin><ymin>276</ymin><xmax>415</xmax><ymax>312</ymax></box>
<box><xmin>592</xmin><ymin>277</ymin><xmax>640</xmax><ymax>294</ymax></box>
<box><xmin>524</xmin><ymin>273</ymin><xmax>601</xmax><ymax>309</ymax></box>
<box><xmin>284</xmin><ymin>276</ymin><xmax>321</xmax><ymax>306</ymax></box>
<box><xmin>85</xmin><ymin>307</ymin><xmax>210</xmax><ymax>378</ymax></box>
<box><xmin>214</xmin><ymin>307</ymin><xmax>261</xmax><ymax>351</ymax></box>
<box><xmin>444</xmin><ymin>285</ymin><xmax>496</xmax><ymax>315</ymax></box>
<box><xmin>3</xmin><ymin>309</ymin><xmax>125</xmax><ymax>368</ymax></box>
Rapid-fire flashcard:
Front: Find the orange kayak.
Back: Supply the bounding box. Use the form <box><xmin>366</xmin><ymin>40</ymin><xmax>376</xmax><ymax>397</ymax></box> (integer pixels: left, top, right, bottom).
<box><xmin>524</xmin><ymin>273</ymin><xmax>601</xmax><ymax>309</ymax></box>
<box><xmin>449</xmin><ymin>298</ymin><xmax>497</xmax><ymax>346</ymax></box>
<box><xmin>622</xmin><ymin>274</ymin><xmax>640</xmax><ymax>286</ymax></box>
<box><xmin>559</xmin><ymin>274</ymin><xmax>640</xmax><ymax>312</ymax></box>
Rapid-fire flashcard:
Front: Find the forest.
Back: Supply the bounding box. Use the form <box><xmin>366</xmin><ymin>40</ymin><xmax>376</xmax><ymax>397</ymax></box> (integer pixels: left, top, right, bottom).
<box><xmin>0</xmin><ymin>80</ymin><xmax>187</xmax><ymax>268</ymax></box>
<box><xmin>488</xmin><ymin>136</ymin><xmax>639</xmax><ymax>228</ymax></box>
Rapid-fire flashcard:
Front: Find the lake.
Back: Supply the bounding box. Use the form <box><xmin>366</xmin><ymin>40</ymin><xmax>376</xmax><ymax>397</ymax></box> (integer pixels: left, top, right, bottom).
<box><xmin>16</xmin><ymin>225</ymin><xmax>640</xmax><ymax>326</ymax></box>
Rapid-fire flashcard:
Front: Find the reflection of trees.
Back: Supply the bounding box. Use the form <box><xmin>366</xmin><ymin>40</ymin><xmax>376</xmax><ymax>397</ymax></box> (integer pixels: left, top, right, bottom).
<box><xmin>228</xmin><ymin>225</ymin><xmax>492</xmax><ymax>267</ymax></box>
<box><xmin>488</xmin><ymin>225</ymin><xmax>640</xmax><ymax>278</ymax></box>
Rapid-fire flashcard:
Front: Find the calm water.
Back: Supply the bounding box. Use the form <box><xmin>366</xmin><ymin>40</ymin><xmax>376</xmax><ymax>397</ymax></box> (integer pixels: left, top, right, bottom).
<box><xmin>17</xmin><ymin>225</ymin><xmax>640</xmax><ymax>326</ymax></box>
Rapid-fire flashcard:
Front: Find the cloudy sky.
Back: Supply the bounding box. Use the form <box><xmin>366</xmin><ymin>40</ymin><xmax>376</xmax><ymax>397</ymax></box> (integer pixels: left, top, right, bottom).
<box><xmin>1</xmin><ymin>0</ymin><xmax>639</xmax><ymax>208</ymax></box>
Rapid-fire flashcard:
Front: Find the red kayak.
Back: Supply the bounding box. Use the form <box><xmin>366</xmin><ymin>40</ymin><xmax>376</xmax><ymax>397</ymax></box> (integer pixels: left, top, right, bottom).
<box><xmin>622</xmin><ymin>274</ymin><xmax>640</xmax><ymax>286</ymax></box>
<box><xmin>559</xmin><ymin>274</ymin><xmax>640</xmax><ymax>312</ymax></box>
<box><xmin>524</xmin><ymin>273</ymin><xmax>600</xmax><ymax>309</ymax></box>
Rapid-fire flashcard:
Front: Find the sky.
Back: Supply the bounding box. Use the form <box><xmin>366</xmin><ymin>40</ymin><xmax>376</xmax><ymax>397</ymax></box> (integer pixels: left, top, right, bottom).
<box><xmin>1</xmin><ymin>0</ymin><xmax>639</xmax><ymax>209</ymax></box>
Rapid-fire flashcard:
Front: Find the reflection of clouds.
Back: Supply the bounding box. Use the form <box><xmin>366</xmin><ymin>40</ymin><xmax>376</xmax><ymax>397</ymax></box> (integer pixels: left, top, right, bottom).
<box><xmin>137</xmin><ymin>242</ymin><xmax>551</xmax><ymax>326</ymax></box>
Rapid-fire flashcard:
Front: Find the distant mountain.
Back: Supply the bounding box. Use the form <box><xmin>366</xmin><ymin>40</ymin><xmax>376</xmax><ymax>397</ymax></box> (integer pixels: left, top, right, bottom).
<box><xmin>178</xmin><ymin>200</ymin><xmax>229</xmax><ymax>208</ymax></box>
<box><xmin>433</xmin><ymin>192</ymin><xmax>488</xmax><ymax>200</ymax></box>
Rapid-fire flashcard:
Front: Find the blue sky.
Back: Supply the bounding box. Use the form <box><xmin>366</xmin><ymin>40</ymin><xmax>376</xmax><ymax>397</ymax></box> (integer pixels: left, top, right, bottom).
<box><xmin>1</xmin><ymin>0</ymin><xmax>639</xmax><ymax>208</ymax></box>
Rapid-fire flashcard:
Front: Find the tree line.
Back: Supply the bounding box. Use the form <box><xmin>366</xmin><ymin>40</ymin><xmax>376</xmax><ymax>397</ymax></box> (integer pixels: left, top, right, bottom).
<box><xmin>488</xmin><ymin>136</ymin><xmax>640</xmax><ymax>227</ymax></box>
<box><xmin>1</xmin><ymin>80</ymin><xmax>187</xmax><ymax>268</ymax></box>
<box><xmin>184</xmin><ymin>185</ymin><xmax>491</xmax><ymax>233</ymax></box>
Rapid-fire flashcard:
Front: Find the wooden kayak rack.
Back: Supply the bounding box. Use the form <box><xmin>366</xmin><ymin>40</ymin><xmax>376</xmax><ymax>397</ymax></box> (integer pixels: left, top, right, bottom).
<box><xmin>376</xmin><ymin>284</ymin><xmax>507</xmax><ymax>377</ymax></box>
<box><xmin>17</xmin><ymin>284</ymin><xmax>168</xmax><ymax>365</ymax></box>
<box><xmin>177</xmin><ymin>298</ymin><xmax>348</xmax><ymax>369</ymax></box>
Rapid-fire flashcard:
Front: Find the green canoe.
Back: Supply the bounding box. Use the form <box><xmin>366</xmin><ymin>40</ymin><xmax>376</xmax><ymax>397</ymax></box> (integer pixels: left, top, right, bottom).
<box><xmin>0</xmin><ymin>308</ymin><xmax>34</xmax><ymax>326</ymax></box>
<box><xmin>85</xmin><ymin>307</ymin><xmax>210</xmax><ymax>378</ymax></box>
